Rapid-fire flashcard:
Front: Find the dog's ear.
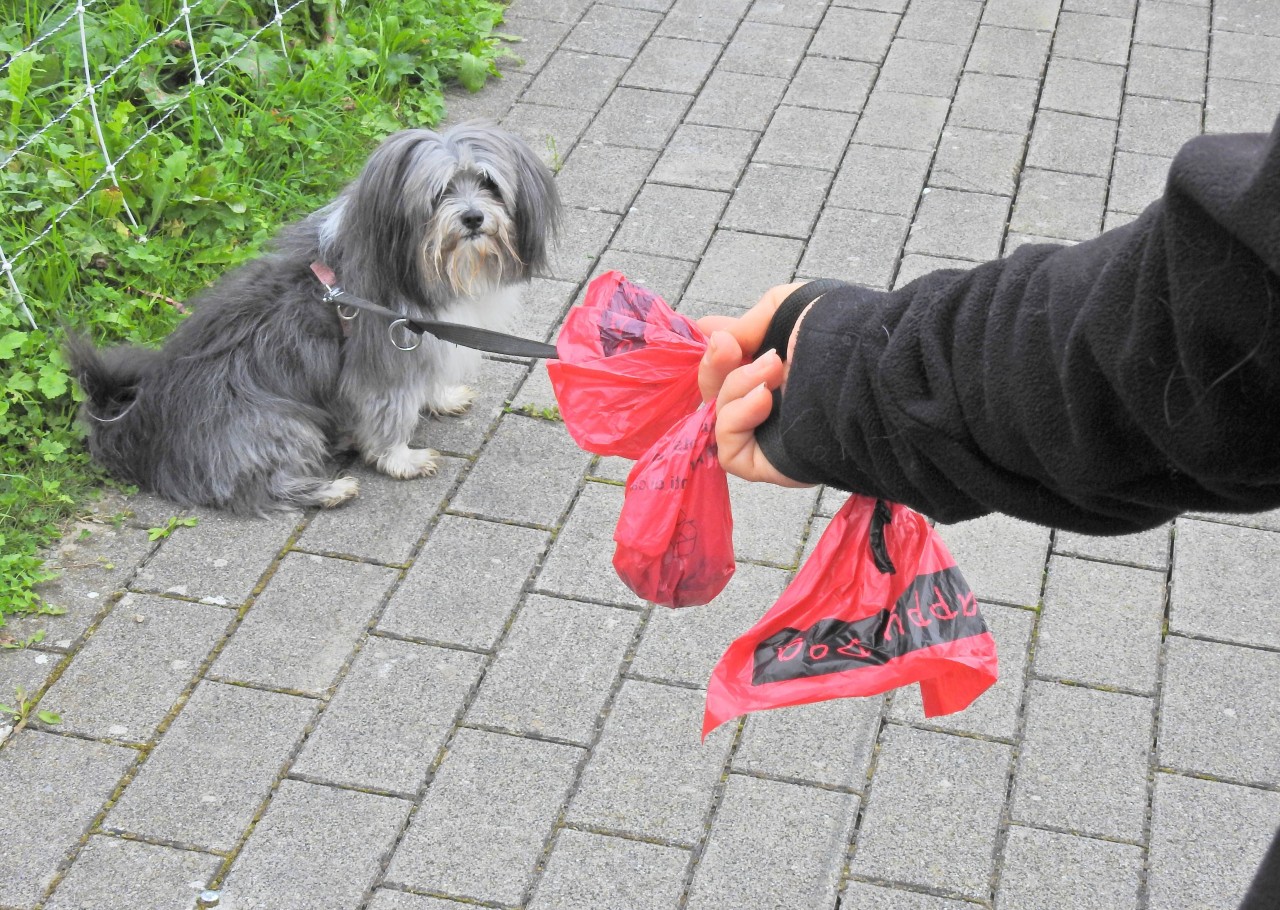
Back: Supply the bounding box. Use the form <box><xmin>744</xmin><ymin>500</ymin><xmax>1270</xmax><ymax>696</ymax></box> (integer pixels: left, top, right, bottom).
<box><xmin>500</xmin><ymin>130</ymin><xmax>560</xmax><ymax>278</ymax></box>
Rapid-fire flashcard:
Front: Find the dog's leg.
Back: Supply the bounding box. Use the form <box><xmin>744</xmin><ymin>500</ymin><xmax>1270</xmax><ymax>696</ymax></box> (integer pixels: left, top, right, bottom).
<box><xmin>308</xmin><ymin>476</ymin><xmax>361</xmax><ymax>508</ymax></box>
<box><xmin>426</xmin><ymin>384</ymin><xmax>476</xmax><ymax>416</ymax></box>
<box><xmin>345</xmin><ymin>381</ymin><xmax>440</xmax><ymax>479</ymax></box>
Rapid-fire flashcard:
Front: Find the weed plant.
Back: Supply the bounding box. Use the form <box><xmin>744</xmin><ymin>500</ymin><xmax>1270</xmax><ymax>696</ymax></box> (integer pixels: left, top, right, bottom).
<box><xmin>0</xmin><ymin>0</ymin><xmax>511</xmax><ymax>618</ymax></box>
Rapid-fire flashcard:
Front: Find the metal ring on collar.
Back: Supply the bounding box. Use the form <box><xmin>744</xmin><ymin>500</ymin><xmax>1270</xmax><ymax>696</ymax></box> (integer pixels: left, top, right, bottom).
<box><xmin>337</xmin><ymin>303</ymin><xmax>359</xmax><ymax>321</ymax></box>
<box><xmin>388</xmin><ymin>318</ymin><xmax>421</xmax><ymax>351</ymax></box>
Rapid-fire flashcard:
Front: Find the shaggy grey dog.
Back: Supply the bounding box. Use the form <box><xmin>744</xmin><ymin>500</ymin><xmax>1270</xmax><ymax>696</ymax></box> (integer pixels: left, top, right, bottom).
<box><xmin>68</xmin><ymin>121</ymin><xmax>559</xmax><ymax>513</ymax></box>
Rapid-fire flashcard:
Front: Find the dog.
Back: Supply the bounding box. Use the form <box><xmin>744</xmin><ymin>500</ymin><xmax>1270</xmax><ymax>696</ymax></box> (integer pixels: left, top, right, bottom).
<box><xmin>68</xmin><ymin>121</ymin><xmax>559</xmax><ymax>514</ymax></box>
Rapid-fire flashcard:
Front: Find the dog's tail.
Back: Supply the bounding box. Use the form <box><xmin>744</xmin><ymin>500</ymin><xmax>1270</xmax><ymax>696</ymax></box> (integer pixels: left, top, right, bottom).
<box><xmin>64</xmin><ymin>333</ymin><xmax>159</xmax><ymax>424</ymax></box>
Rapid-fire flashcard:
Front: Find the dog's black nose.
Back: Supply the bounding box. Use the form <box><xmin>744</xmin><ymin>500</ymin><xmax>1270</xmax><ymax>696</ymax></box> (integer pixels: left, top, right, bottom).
<box><xmin>461</xmin><ymin>209</ymin><xmax>484</xmax><ymax>231</ymax></box>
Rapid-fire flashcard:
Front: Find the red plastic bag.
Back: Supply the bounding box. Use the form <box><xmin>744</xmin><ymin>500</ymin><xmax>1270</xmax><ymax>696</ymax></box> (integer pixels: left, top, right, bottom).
<box><xmin>703</xmin><ymin>496</ymin><xmax>998</xmax><ymax>737</ymax></box>
<box><xmin>548</xmin><ymin>271</ymin><xmax>707</xmax><ymax>458</ymax></box>
<box><xmin>613</xmin><ymin>400</ymin><xmax>735</xmax><ymax>608</ymax></box>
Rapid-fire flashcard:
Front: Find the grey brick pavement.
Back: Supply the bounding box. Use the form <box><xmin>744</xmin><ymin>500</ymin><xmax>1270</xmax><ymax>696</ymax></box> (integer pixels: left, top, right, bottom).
<box><xmin>4</xmin><ymin>1</ymin><xmax>1278</xmax><ymax>908</ymax></box>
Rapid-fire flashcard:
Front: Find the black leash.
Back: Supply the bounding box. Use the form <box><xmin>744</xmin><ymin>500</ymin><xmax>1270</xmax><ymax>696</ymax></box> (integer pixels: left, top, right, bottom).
<box><xmin>310</xmin><ymin>262</ymin><xmax>559</xmax><ymax>360</ymax></box>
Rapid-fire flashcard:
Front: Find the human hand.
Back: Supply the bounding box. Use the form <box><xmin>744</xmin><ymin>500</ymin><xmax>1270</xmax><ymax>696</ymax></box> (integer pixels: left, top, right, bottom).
<box><xmin>695</xmin><ymin>284</ymin><xmax>815</xmax><ymax>488</ymax></box>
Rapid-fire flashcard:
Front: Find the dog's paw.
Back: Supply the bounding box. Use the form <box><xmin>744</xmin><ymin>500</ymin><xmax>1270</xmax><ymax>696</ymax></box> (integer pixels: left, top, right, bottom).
<box><xmin>317</xmin><ymin>476</ymin><xmax>360</xmax><ymax>508</ymax></box>
<box><xmin>374</xmin><ymin>445</ymin><xmax>440</xmax><ymax>479</ymax></box>
<box><xmin>428</xmin><ymin>385</ymin><xmax>477</xmax><ymax>417</ymax></box>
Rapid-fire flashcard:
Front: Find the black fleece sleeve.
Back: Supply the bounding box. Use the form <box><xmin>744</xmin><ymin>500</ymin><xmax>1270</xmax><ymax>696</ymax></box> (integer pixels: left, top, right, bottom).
<box><xmin>761</xmin><ymin>114</ymin><xmax>1280</xmax><ymax>534</ymax></box>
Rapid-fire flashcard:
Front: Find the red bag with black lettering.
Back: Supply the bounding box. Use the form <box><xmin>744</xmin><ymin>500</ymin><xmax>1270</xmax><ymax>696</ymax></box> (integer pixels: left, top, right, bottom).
<box><xmin>703</xmin><ymin>496</ymin><xmax>998</xmax><ymax>737</ymax></box>
<box><xmin>612</xmin><ymin>400</ymin><xmax>735</xmax><ymax>608</ymax></box>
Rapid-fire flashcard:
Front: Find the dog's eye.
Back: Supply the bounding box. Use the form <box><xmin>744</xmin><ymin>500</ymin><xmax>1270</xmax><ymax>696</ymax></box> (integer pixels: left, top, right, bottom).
<box><xmin>480</xmin><ymin>175</ymin><xmax>502</xmax><ymax>199</ymax></box>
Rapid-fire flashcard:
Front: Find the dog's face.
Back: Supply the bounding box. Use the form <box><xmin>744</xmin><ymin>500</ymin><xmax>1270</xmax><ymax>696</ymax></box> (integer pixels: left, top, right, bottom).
<box><xmin>327</xmin><ymin>122</ymin><xmax>559</xmax><ymax>305</ymax></box>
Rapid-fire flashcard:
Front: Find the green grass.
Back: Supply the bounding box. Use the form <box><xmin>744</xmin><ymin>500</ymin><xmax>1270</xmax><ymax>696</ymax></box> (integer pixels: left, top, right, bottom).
<box><xmin>0</xmin><ymin>0</ymin><xmax>513</xmax><ymax>620</ymax></box>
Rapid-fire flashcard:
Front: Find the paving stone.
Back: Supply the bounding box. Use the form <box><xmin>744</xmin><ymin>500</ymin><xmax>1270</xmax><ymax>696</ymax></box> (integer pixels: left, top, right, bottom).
<box><xmin>567</xmin><ymin>679</ymin><xmax>735</xmax><ymax>843</ymax></box>
<box><xmin>934</xmin><ymin>514</ymin><xmax>1050</xmax><ymax>607</ymax></box>
<box><xmin>513</xmin><ymin>279</ymin><xmax>576</xmax><ymax>344</ymax></box>
<box><xmin>1103</xmin><ymin>208</ymin><xmax>1140</xmax><ymax>232</ymax></box>
<box><xmin>524</xmin><ymin>51</ymin><xmax>630</xmax><ymax>111</ymax></box>
<box><xmin>1107</xmin><ymin>150</ymin><xmax>1173</xmax><ymax>214</ymax></box>
<box><xmin>1170</xmin><ymin>518</ymin><xmax>1280</xmax><ymax>648</ymax></box>
<box><xmin>894</xmin><ymin>254</ymin><xmax>974</xmax><ymax>288</ymax></box>
<box><xmin>1054</xmin><ymin>10</ymin><xmax>1133</xmax><ymax>63</ymax></box>
<box><xmin>1036</xmin><ymin>555</ymin><xmax>1164</xmax><ymax>691</ymax></box>
<box><xmin>1214</xmin><ymin>0</ymin><xmax>1280</xmax><ymax>36</ymax></box>
<box><xmin>591</xmin><ymin>455</ymin><xmax>635</xmax><ymax>484</ymax></box>
<box><xmin>835</xmin><ymin>0</ymin><xmax>909</xmax><ymax>10</ymax></box>
<box><xmin>799</xmin><ymin>207</ymin><xmax>911</xmax><ymax>289</ymax></box>
<box><xmin>212</xmin><ymin>553</ymin><xmax>396</xmax><ymax>694</ymax></box>
<box><xmin>1010</xmin><ymin>168</ymin><xmax>1107</xmax><ymax>241</ymax></box>
<box><xmin>966</xmin><ymin>26</ymin><xmax>1053</xmax><ymax>79</ymax></box>
<box><xmin>537</xmin><ymin>482</ymin><xmax>648</xmax><ymax>608</ymax></box>
<box><xmin>133</xmin><ymin>509</ymin><xmax>295</xmax><ymax>605</ymax></box>
<box><xmin>784</xmin><ymin>56</ymin><xmax>876</xmax><ymax>112</ymax></box>
<box><xmin>733</xmin><ymin>693</ymin><xmax>882</xmax><ymax>788</ymax></box>
<box><xmin>1127</xmin><ymin>44</ymin><xmax>1207</xmax><ymax>102</ymax></box>
<box><xmin>950</xmin><ymin>73</ymin><xmax>1041</xmax><ymax>134</ymax></box>
<box><xmin>685</xmin><ymin>231</ymin><xmax>805</xmax><ymax>306</ymax></box>
<box><xmin>877</xmin><ymin>38</ymin><xmax>967</xmax><ymax>97</ymax></box>
<box><xmin>1135</xmin><ymin>0</ymin><xmax>1209</xmax><ymax>51</ymax></box>
<box><xmin>1011</xmin><ymin>681</ymin><xmax>1152</xmax><ymax>840</ymax></box>
<box><xmin>41</xmin><ymin>593</ymin><xmax>229</xmax><ymax>743</ymax></box>
<box><xmin>527</xmin><ymin>829</ymin><xmax>689</xmax><ymax>910</ymax></box>
<box><xmin>501</xmin><ymin>103</ymin><xmax>593</xmax><ymax>172</ymax></box>
<box><xmin>997</xmin><ymin>826</ymin><xmax>1143</xmax><ymax>910</ymax></box>
<box><xmin>385</xmin><ymin>729</ymin><xmax>581</xmax><ymax>904</ymax></box>
<box><xmin>688</xmin><ymin>70</ymin><xmax>789</xmax><ymax>130</ymax></box>
<box><xmin>613</xmin><ymin>183</ymin><xmax>728</xmax><ymax>260</ymax></box>
<box><xmin>730</xmin><ymin>478</ymin><xmax>821</xmax><ymax>565</ymax></box>
<box><xmin>20</xmin><ymin>522</ymin><xmax>153</xmax><ymax>650</ymax></box>
<box><xmin>1186</xmin><ymin>507</ymin><xmax>1280</xmax><ymax>533</ymax></box>
<box><xmin>623</xmin><ymin>37</ymin><xmax>721</xmax><ymax>93</ymax></box>
<box><xmin>1041</xmin><ymin>57</ymin><xmax>1126</xmax><ymax>118</ymax></box>
<box><xmin>1027</xmin><ymin>110</ymin><xmax>1118</xmax><ymax>177</ymax></box>
<box><xmin>500</xmin><ymin>16</ymin><xmax>572</xmax><ymax>73</ymax></box>
<box><xmin>657</xmin><ymin>3</ymin><xmax>741</xmax><ymax>43</ymax></box>
<box><xmin>722</xmin><ymin>164</ymin><xmax>833</xmax><ymax>238</ymax></box>
<box><xmin>467</xmin><ymin>595</ymin><xmax>637</xmax><ymax>743</ymax></box>
<box><xmin>750</xmin><ymin>0</ymin><xmax>828</xmax><ymax>27</ymax></box>
<box><xmin>0</xmin><ymin>731</ymin><xmax>136</xmax><ymax>907</ymax></box>
<box><xmin>755</xmin><ymin>105</ymin><xmax>857</xmax><ymax>170</ymax></box>
<box><xmin>1066</xmin><ymin>0</ymin><xmax>1135</xmax><ymax>14</ymax></box>
<box><xmin>414</xmin><ymin>359</ymin><xmax>529</xmax><ymax>456</ymax></box>
<box><xmin>889</xmin><ymin>602</ymin><xmax>1035</xmax><ymax>740</ymax></box>
<box><xmin>829</xmin><ymin>144</ymin><xmax>932</xmax><ymax>216</ymax></box>
<box><xmin>1159</xmin><ymin>636</ymin><xmax>1280</xmax><ymax>786</ymax></box>
<box><xmin>898</xmin><ymin>0</ymin><xmax>982</xmax><ymax>44</ymax></box>
<box><xmin>105</xmin><ymin>680</ymin><xmax>314</xmax><ymax>851</ymax></box>
<box><xmin>379</xmin><ymin>515</ymin><xmax>548</xmax><ymax>650</ymax></box>
<box><xmin>584</xmin><ymin>88</ymin><xmax>692</xmax><ymax>150</ymax></box>
<box><xmin>630</xmin><ymin>562</ymin><xmax>790</xmax><ymax>687</ymax></box>
<box><xmin>720</xmin><ymin>21</ymin><xmax>811</xmax><ymax>78</ymax></box>
<box><xmin>297</xmin><ymin>458</ymin><xmax>464</xmax><ymax>565</ymax></box>
<box><xmin>686</xmin><ymin>775</ymin><xmax>857</xmax><ymax>910</ymax></box>
<box><xmin>906</xmin><ymin>188</ymin><xmax>1011</xmax><ymax>262</ymax></box>
<box><xmin>1147</xmin><ymin>773</ymin><xmax>1280</xmax><ymax>910</ymax></box>
<box><xmin>851</xmin><ymin>726</ymin><xmax>1011</xmax><ymax>897</ymax></box>
<box><xmin>0</xmin><ymin>649</ymin><xmax>56</xmax><ymax>712</ymax></box>
<box><xmin>368</xmin><ymin>893</ymin><xmax>475</xmax><ymax>910</ymax></box>
<box><xmin>1118</xmin><ymin>95</ymin><xmax>1203</xmax><ymax>156</ymax></box>
<box><xmin>982</xmin><ymin>0</ymin><xmax>1063</xmax><ymax>30</ymax></box>
<box><xmin>810</xmin><ymin>7</ymin><xmax>898</xmax><ymax>63</ymax></box>
<box><xmin>589</xmin><ymin>250</ymin><xmax>697</xmax><ymax>306</ymax></box>
<box><xmin>563</xmin><ymin>4</ymin><xmax>660</xmax><ymax>57</ymax></box>
<box><xmin>854</xmin><ymin>90</ymin><xmax>950</xmax><ymax>151</ymax></box>
<box><xmin>650</xmin><ymin>123</ymin><xmax>758</xmax><ymax>191</ymax></box>
<box><xmin>840</xmin><ymin>882</ymin><xmax>976</xmax><ymax>910</ymax></box>
<box><xmin>1206</xmin><ymin>78</ymin><xmax>1280</xmax><ymax>134</ymax></box>
<box><xmin>441</xmin><ymin>73</ymin><xmax>529</xmax><ymax>126</ymax></box>
<box><xmin>546</xmin><ymin>206</ymin><xmax>620</xmax><ymax>283</ymax></box>
<box><xmin>44</xmin><ymin>835</ymin><xmax>220</xmax><ymax>910</ymax></box>
<box><xmin>1054</xmin><ymin>521</ymin><xmax>1171</xmax><ymax>568</ymax></box>
<box><xmin>452</xmin><ymin>414</ymin><xmax>590</xmax><ymax>527</ymax></box>
<box><xmin>291</xmin><ymin>639</ymin><xmax>484</xmax><ymax>794</ymax></box>
<box><xmin>219</xmin><ymin>780</ymin><xmax>410</xmax><ymax>910</ymax></box>
<box><xmin>555</xmin><ymin>143</ymin><xmax>658</xmax><ymax>214</ymax></box>
<box><xmin>1003</xmin><ymin>231</ymin><xmax>1074</xmax><ymax>255</ymax></box>
<box><xmin>505</xmin><ymin>0</ymin><xmax>594</xmax><ymax>21</ymax></box>
<box><xmin>930</xmin><ymin>127</ymin><xmax>1026</xmax><ymax>197</ymax></box>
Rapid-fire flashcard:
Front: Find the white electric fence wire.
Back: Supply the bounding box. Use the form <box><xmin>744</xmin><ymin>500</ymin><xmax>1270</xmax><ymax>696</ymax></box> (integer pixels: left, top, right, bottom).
<box><xmin>0</xmin><ymin>0</ymin><xmax>309</xmax><ymax>332</ymax></box>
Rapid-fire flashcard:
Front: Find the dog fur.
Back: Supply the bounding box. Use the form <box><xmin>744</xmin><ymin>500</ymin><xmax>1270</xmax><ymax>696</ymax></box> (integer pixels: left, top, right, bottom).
<box><xmin>67</xmin><ymin>121</ymin><xmax>559</xmax><ymax>514</ymax></box>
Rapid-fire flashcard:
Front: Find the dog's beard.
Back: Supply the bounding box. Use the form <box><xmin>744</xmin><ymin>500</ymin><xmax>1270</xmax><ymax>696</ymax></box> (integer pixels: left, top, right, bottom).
<box><xmin>424</xmin><ymin>198</ymin><xmax>520</xmax><ymax>297</ymax></box>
